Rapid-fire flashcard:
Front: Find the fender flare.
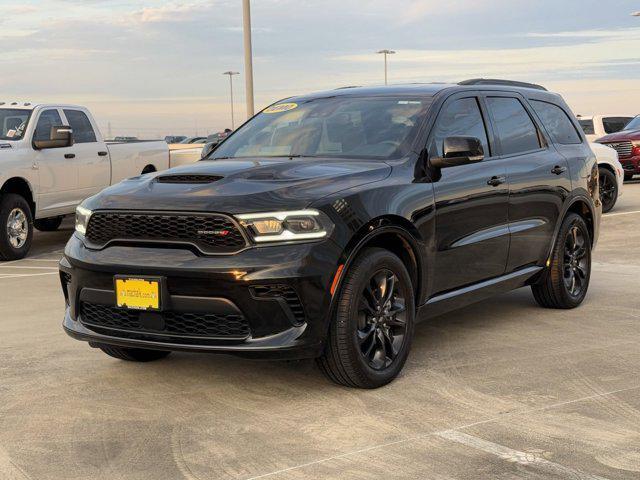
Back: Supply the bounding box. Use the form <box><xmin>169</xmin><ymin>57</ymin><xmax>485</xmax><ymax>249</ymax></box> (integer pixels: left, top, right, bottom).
<box><xmin>545</xmin><ymin>192</ymin><xmax>598</xmax><ymax>262</ymax></box>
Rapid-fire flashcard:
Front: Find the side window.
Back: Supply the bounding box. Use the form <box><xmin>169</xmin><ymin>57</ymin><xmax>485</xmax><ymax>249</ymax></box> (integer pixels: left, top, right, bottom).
<box><xmin>63</xmin><ymin>109</ymin><xmax>97</xmax><ymax>143</ymax></box>
<box><xmin>603</xmin><ymin>117</ymin><xmax>633</xmax><ymax>134</ymax></box>
<box><xmin>578</xmin><ymin>119</ymin><xmax>595</xmax><ymax>135</ymax></box>
<box><xmin>431</xmin><ymin>97</ymin><xmax>490</xmax><ymax>157</ymax></box>
<box><xmin>33</xmin><ymin>110</ymin><xmax>63</xmax><ymax>142</ymax></box>
<box><xmin>531</xmin><ymin>100</ymin><xmax>582</xmax><ymax>145</ymax></box>
<box><xmin>486</xmin><ymin>97</ymin><xmax>540</xmax><ymax>156</ymax></box>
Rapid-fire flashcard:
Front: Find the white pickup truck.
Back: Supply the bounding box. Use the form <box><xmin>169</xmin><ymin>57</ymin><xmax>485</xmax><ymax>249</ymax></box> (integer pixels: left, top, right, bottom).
<box><xmin>0</xmin><ymin>103</ymin><xmax>170</xmax><ymax>260</ymax></box>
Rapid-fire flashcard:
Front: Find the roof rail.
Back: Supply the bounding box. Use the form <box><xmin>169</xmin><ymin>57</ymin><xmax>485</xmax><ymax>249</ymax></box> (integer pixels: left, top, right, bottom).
<box><xmin>458</xmin><ymin>78</ymin><xmax>547</xmax><ymax>91</ymax></box>
<box><xmin>334</xmin><ymin>85</ymin><xmax>362</xmax><ymax>90</ymax></box>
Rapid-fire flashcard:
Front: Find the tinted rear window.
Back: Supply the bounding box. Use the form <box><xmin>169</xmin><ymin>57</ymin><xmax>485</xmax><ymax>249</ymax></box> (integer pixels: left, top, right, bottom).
<box><xmin>578</xmin><ymin>119</ymin><xmax>594</xmax><ymax>135</ymax></box>
<box><xmin>486</xmin><ymin>97</ymin><xmax>540</xmax><ymax>155</ymax></box>
<box><xmin>602</xmin><ymin>117</ymin><xmax>633</xmax><ymax>134</ymax></box>
<box><xmin>531</xmin><ymin>100</ymin><xmax>582</xmax><ymax>145</ymax></box>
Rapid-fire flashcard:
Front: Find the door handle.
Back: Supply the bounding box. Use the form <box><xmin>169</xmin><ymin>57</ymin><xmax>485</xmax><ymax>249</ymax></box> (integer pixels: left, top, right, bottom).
<box><xmin>487</xmin><ymin>175</ymin><xmax>506</xmax><ymax>187</ymax></box>
<box><xmin>64</xmin><ymin>153</ymin><xmax>76</xmax><ymax>159</ymax></box>
<box><xmin>97</xmin><ymin>151</ymin><xmax>108</xmax><ymax>156</ymax></box>
<box><xmin>551</xmin><ymin>165</ymin><xmax>567</xmax><ymax>175</ymax></box>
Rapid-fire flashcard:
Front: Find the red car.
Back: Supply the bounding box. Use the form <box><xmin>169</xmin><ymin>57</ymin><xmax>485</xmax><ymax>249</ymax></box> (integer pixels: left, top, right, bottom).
<box><xmin>597</xmin><ymin>115</ymin><xmax>640</xmax><ymax>180</ymax></box>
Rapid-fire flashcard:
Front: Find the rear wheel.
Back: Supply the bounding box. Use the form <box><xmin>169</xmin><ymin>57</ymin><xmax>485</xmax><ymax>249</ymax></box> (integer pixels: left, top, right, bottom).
<box><xmin>598</xmin><ymin>167</ymin><xmax>618</xmax><ymax>213</ymax></box>
<box><xmin>0</xmin><ymin>194</ymin><xmax>33</xmax><ymax>261</ymax></box>
<box><xmin>317</xmin><ymin>248</ymin><xmax>415</xmax><ymax>388</ymax></box>
<box><xmin>97</xmin><ymin>344</ymin><xmax>171</xmax><ymax>362</ymax></box>
<box><xmin>532</xmin><ymin>213</ymin><xmax>591</xmax><ymax>309</ymax></box>
<box><xmin>34</xmin><ymin>216</ymin><xmax>64</xmax><ymax>232</ymax></box>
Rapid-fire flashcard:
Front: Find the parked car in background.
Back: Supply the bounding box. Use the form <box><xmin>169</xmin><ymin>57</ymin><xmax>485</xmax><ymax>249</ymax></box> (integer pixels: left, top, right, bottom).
<box><xmin>164</xmin><ymin>135</ymin><xmax>186</xmax><ymax>144</ymax></box>
<box><xmin>590</xmin><ymin>142</ymin><xmax>624</xmax><ymax>212</ymax></box>
<box><xmin>577</xmin><ymin>115</ymin><xmax>634</xmax><ymax>142</ymax></box>
<box><xmin>0</xmin><ymin>103</ymin><xmax>170</xmax><ymax>260</ymax></box>
<box><xmin>179</xmin><ymin>136</ymin><xmax>207</xmax><ymax>144</ymax></box>
<box><xmin>596</xmin><ymin>115</ymin><xmax>640</xmax><ymax>181</ymax></box>
<box><xmin>61</xmin><ymin>80</ymin><xmax>600</xmax><ymax>388</ymax></box>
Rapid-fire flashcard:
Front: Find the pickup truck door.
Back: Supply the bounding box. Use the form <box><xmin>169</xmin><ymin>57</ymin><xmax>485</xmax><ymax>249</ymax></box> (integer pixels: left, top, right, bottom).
<box><xmin>61</xmin><ymin>109</ymin><xmax>110</xmax><ymax>200</ymax></box>
<box><xmin>33</xmin><ymin>108</ymin><xmax>80</xmax><ymax>215</ymax></box>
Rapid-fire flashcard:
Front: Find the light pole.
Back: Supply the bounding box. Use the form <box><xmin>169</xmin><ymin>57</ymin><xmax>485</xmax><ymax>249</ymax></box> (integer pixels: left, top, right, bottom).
<box><xmin>376</xmin><ymin>49</ymin><xmax>396</xmax><ymax>85</ymax></box>
<box><xmin>242</xmin><ymin>0</ymin><xmax>255</xmax><ymax>118</ymax></box>
<box><xmin>223</xmin><ymin>71</ymin><xmax>239</xmax><ymax>129</ymax></box>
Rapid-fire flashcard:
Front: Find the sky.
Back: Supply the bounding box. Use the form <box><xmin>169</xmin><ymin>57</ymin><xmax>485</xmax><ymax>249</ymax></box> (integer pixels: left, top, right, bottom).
<box><xmin>1</xmin><ymin>0</ymin><xmax>640</xmax><ymax>138</ymax></box>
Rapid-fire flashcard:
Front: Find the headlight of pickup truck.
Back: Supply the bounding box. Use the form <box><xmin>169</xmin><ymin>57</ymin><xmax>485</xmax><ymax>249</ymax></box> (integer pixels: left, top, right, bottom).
<box><xmin>236</xmin><ymin>209</ymin><xmax>333</xmax><ymax>243</ymax></box>
<box><xmin>75</xmin><ymin>205</ymin><xmax>93</xmax><ymax>235</ymax></box>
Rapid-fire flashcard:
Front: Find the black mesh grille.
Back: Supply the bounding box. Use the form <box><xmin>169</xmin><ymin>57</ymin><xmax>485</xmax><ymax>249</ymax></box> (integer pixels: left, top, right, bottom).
<box><xmin>250</xmin><ymin>285</ymin><xmax>305</xmax><ymax>325</ymax></box>
<box><xmin>85</xmin><ymin>212</ymin><xmax>246</xmax><ymax>253</ymax></box>
<box><xmin>156</xmin><ymin>175</ymin><xmax>223</xmax><ymax>184</ymax></box>
<box><xmin>80</xmin><ymin>302</ymin><xmax>250</xmax><ymax>338</ymax></box>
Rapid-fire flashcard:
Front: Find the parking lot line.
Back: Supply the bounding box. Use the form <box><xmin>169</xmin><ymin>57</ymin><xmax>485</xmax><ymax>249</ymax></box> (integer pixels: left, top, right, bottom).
<box><xmin>0</xmin><ymin>272</ymin><xmax>58</xmax><ymax>280</ymax></box>
<box><xmin>0</xmin><ymin>266</ymin><xmax>59</xmax><ymax>270</ymax></box>
<box><xmin>604</xmin><ymin>209</ymin><xmax>640</xmax><ymax>217</ymax></box>
<box><xmin>244</xmin><ymin>384</ymin><xmax>640</xmax><ymax>480</ymax></box>
<box><xmin>437</xmin><ymin>430</ymin><xmax>609</xmax><ymax>480</ymax></box>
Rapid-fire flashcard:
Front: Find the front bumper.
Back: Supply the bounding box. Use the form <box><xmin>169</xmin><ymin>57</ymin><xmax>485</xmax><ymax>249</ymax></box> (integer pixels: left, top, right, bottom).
<box><xmin>60</xmin><ymin>234</ymin><xmax>343</xmax><ymax>359</ymax></box>
<box><xmin>620</xmin><ymin>155</ymin><xmax>640</xmax><ymax>175</ymax></box>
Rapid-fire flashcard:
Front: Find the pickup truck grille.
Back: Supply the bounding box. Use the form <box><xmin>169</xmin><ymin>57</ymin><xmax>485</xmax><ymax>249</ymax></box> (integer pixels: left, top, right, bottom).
<box><xmin>601</xmin><ymin>141</ymin><xmax>633</xmax><ymax>158</ymax></box>
<box><xmin>85</xmin><ymin>211</ymin><xmax>247</xmax><ymax>254</ymax></box>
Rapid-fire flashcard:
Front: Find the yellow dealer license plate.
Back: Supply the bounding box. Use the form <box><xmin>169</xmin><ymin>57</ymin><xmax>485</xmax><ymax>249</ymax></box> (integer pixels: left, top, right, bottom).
<box><xmin>115</xmin><ymin>277</ymin><xmax>161</xmax><ymax>311</ymax></box>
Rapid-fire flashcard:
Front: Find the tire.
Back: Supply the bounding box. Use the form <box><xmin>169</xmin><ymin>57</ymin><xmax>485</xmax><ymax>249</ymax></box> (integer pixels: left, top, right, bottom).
<box><xmin>317</xmin><ymin>247</ymin><xmax>415</xmax><ymax>388</ymax></box>
<box><xmin>598</xmin><ymin>167</ymin><xmax>618</xmax><ymax>213</ymax></box>
<box><xmin>141</xmin><ymin>165</ymin><xmax>156</xmax><ymax>175</ymax></box>
<box><xmin>34</xmin><ymin>216</ymin><xmax>63</xmax><ymax>232</ymax></box>
<box><xmin>532</xmin><ymin>213</ymin><xmax>591</xmax><ymax>309</ymax></box>
<box><xmin>0</xmin><ymin>194</ymin><xmax>33</xmax><ymax>261</ymax></box>
<box><xmin>624</xmin><ymin>173</ymin><xmax>634</xmax><ymax>182</ymax></box>
<box><xmin>97</xmin><ymin>344</ymin><xmax>171</xmax><ymax>362</ymax></box>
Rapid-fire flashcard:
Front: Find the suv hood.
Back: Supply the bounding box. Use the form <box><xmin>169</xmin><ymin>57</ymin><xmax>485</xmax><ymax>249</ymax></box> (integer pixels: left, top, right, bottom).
<box><xmin>86</xmin><ymin>157</ymin><xmax>392</xmax><ymax>213</ymax></box>
<box><xmin>597</xmin><ymin>129</ymin><xmax>640</xmax><ymax>142</ymax></box>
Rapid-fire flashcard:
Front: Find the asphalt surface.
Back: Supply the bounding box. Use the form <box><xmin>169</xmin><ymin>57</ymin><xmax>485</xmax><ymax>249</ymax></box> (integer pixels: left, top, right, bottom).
<box><xmin>1</xmin><ymin>182</ymin><xmax>640</xmax><ymax>480</ymax></box>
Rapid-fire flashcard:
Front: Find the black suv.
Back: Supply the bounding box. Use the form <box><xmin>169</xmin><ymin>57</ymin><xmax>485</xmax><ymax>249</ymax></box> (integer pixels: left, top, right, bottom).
<box><xmin>60</xmin><ymin>80</ymin><xmax>601</xmax><ymax>388</ymax></box>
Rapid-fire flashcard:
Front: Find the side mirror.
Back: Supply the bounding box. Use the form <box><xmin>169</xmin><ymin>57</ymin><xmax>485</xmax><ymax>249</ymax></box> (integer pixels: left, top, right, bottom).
<box><xmin>430</xmin><ymin>136</ymin><xmax>484</xmax><ymax>169</ymax></box>
<box><xmin>33</xmin><ymin>126</ymin><xmax>74</xmax><ymax>150</ymax></box>
<box><xmin>201</xmin><ymin>141</ymin><xmax>219</xmax><ymax>159</ymax></box>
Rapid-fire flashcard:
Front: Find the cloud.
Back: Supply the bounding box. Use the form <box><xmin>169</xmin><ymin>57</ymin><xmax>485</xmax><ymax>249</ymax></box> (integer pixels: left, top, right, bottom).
<box><xmin>5</xmin><ymin>5</ymin><xmax>38</xmax><ymax>14</ymax></box>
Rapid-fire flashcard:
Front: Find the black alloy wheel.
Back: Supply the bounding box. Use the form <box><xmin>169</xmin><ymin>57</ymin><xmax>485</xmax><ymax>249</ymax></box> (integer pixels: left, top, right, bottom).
<box><xmin>598</xmin><ymin>167</ymin><xmax>617</xmax><ymax>213</ymax></box>
<box><xmin>317</xmin><ymin>247</ymin><xmax>415</xmax><ymax>388</ymax></box>
<box><xmin>563</xmin><ymin>224</ymin><xmax>589</xmax><ymax>298</ymax></box>
<box><xmin>357</xmin><ymin>269</ymin><xmax>408</xmax><ymax>370</ymax></box>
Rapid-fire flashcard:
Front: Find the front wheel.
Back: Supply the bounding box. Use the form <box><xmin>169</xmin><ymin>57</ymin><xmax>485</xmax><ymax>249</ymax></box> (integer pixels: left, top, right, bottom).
<box><xmin>0</xmin><ymin>194</ymin><xmax>33</xmax><ymax>261</ymax></box>
<box><xmin>598</xmin><ymin>167</ymin><xmax>618</xmax><ymax>213</ymax></box>
<box><xmin>317</xmin><ymin>248</ymin><xmax>415</xmax><ymax>388</ymax></box>
<box><xmin>532</xmin><ymin>213</ymin><xmax>591</xmax><ymax>309</ymax></box>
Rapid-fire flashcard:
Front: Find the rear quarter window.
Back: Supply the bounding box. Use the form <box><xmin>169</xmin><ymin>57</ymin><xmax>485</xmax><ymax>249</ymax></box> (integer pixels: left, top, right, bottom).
<box><xmin>531</xmin><ymin>100</ymin><xmax>582</xmax><ymax>145</ymax></box>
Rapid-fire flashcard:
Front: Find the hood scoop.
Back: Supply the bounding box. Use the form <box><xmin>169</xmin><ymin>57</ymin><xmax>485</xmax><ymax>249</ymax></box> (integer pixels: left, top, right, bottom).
<box><xmin>156</xmin><ymin>174</ymin><xmax>223</xmax><ymax>184</ymax></box>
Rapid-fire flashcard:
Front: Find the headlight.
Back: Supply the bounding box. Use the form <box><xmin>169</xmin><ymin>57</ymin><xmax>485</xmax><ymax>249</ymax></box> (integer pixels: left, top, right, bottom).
<box><xmin>75</xmin><ymin>205</ymin><xmax>92</xmax><ymax>235</ymax></box>
<box><xmin>236</xmin><ymin>209</ymin><xmax>332</xmax><ymax>243</ymax></box>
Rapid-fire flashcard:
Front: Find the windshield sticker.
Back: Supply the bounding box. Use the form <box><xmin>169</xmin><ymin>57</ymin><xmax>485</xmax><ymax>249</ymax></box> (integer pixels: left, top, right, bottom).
<box><xmin>264</xmin><ymin>102</ymin><xmax>298</xmax><ymax>114</ymax></box>
<box><xmin>397</xmin><ymin>100</ymin><xmax>422</xmax><ymax>105</ymax></box>
<box><xmin>6</xmin><ymin>129</ymin><xmax>16</xmax><ymax>138</ymax></box>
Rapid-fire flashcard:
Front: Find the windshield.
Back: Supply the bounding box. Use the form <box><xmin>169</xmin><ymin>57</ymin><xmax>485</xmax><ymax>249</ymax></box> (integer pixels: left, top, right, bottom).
<box><xmin>0</xmin><ymin>109</ymin><xmax>31</xmax><ymax>141</ymax></box>
<box><xmin>211</xmin><ymin>96</ymin><xmax>432</xmax><ymax>160</ymax></box>
<box><xmin>624</xmin><ymin>115</ymin><xmax>640</xmax><ymax>131</ymax></box>
<box><xmin>578</xmin><ymin>119</ymin><xmax>594</xmax><ymax>135</ymax></box>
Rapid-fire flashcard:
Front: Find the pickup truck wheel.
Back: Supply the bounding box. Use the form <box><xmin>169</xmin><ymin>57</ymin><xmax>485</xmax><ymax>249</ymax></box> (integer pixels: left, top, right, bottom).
<box><xmin>532</xmin><ymin>213</ymin><xmax>591</xmax><ymax>309</ymax></box>
<box><xmin>598</xmin><ymin>167</ymin><xmax>618</xmax><ymax>213</ymax></box>
<box><xmin>34</xmin><ymin>216</ymin><xmax>64</xmax><ymax>232</ymax></box>
<box><xmin>0</xmin><ymin>194</ymin><xmax>33</xmax><ymax>261</ymax></box>
<box><xmin>97</xmin><ymin>344</ymin><xmax>171</xmax><ymax>362</ymax></box>
<box><xmin>317</xmin><ymin>248</ymin><xmax>415</xmax><ymax>388</ymax></box>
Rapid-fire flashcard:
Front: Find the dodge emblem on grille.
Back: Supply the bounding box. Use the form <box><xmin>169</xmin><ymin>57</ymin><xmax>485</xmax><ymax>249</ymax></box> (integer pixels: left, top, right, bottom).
<box><xmin>197</xmin><ymin>230</ymin><xmax>230</xmax><ymax>236</ymax></box>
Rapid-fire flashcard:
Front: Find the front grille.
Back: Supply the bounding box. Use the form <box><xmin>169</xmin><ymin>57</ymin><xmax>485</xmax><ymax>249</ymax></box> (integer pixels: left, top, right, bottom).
<box><xmin>602</xmin><ymin>141</ymin><xmax>633</xmax><ymax>158</ymax></box>
<box><xmin>156</xmin><ymin>174</ymin><xmax>222</xmax><ymax>184</ymax></box>
<box><xmin>80</xmin><ymin>302</ymin><xmax>250</xmax><ymax>339</ymax></box>
<box><xmin>250</xmin><ymin>285</ymin><xmax>305</xmax><ymax>325</ymax></box>
<box><xmin>85</xmin><ymin>211</ymin><xmax>246</xmax><ymax>254</ymax></box>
